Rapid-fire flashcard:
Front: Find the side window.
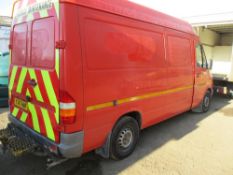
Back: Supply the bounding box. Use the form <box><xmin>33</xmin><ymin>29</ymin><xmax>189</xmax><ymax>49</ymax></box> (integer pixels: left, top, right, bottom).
<box><xmin>196</xmin><ymin>44</ymin><xmax>208</xmax><ymax>68</ymax></box>
<box><xmin>12</xmin><ymin>23</ymin><xmax>27</xmax><ymax>66</ymax></box>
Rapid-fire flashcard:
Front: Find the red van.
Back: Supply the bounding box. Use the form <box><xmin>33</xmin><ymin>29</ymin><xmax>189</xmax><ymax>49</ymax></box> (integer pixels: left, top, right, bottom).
<box><xmin>2</xmin><ymin>0</ymin><xmax>212</xmax><ymax>161</ymax></box>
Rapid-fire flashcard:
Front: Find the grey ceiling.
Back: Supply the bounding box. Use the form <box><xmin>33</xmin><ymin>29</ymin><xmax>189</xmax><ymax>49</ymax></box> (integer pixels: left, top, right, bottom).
<box><xmin>207</xmin><ymin>23</ymin><xmax>233</xmax><ymax>33</ymax></box>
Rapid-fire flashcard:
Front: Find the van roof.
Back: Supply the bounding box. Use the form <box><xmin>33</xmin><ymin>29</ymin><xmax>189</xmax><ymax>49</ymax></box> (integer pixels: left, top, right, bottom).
<box><xmin>61</xmin><ymin>0</ymin><xmax>195</xmax><ymax>35</ymax></box>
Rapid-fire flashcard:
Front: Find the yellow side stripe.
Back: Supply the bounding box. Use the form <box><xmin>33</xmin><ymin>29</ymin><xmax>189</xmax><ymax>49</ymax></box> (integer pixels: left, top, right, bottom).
<box><xmin>87</xmin><ymin>85</ymin><xmax>193</xmax><ymax>112</ymax></box>
<box><xmin>196</xmin><ymin>82</ymin><xmax>206</xmax><ymax>87</ymax></box>
<box><xmin>87</xmin><ymin>102</ymin><xmax>115</xmax><ymax>112</ymax></box>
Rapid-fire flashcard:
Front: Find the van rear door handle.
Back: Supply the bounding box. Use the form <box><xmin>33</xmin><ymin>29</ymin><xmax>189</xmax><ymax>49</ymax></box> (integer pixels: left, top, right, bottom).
<box><xmin>28</xmin><ymin>79</ymin><xmax>37</xmax><ymax>87</ymax></box>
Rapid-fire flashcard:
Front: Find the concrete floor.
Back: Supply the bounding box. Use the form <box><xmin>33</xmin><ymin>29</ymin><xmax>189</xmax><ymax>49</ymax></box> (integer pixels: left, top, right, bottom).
<box><xmin>0</xmin><ymin>95</ymin><xmax>233</xmax><ymax>175</ymax></box>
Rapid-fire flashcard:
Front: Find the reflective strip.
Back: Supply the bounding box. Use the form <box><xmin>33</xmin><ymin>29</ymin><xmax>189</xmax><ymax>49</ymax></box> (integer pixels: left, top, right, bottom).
<box><xmin>41</xmin><ymin>70</ymin><xmax>59</xmax><ymax>123</ymax></box>
<box><xmin>26</xmin><ymin>89</ymin><xmax>40</xmax><ymax>133</ymax></box>
<box><xmin>12</xmin><ymin>107</ymin><xmax>19</xmax><ymax>117</ymax></box>
<box><xmin>55</xmin><ymin>49</ymin><xmax>59</xmax><ymax>77</ymax></box>
<box><xmin>41</xmin><ymin>107</ymin><xmax>55</xmax><ymax>141</ymax></box>
<box><xmin>87</xmin><ymin>85</ymin><xmax>193</xmax><ymax>112</ymax></box>
<box><xmin>28</xmin><ymin>69</ymin><xmax>44</xmax><ymax>102</ymax></box>
<box><xmin>60</xmin><ymin>102</ymin><xmax>76</xmax><ymax>110</ymax></box>
<box><xmin>16</xmin><ymin>68</ymin><xmax>27</xmax><ymax>93</ymax></box>
<box><xmin>28</xmin><ymin>102</ymin><xmax>40</xmax><ymax>133</ymax></box>
<box><xmin>20</xmin><ymin>112</ymin><xmax>28</xmax><ymax>122</ymax></box>
<box><xmin>39</xmin><ymin>9</ymin><xmax>48</xmax><ymax>18</ymax></box>
<box><xmin>87</xmin><ymin>102</ymin><xmax>115</xmax><ymax>112</ymax></box>
<box><xmin>197</xmin><ymin>82</ymin><xmax>206</xmax><ymax>87</ymax></box>
<box><xmin>118</xmin><ymin>85</ymin><xmax>193</xmax><ymax>105</ymax></box>
<box><xmin>9</xmin><ymin>66</ymin><xmax>18</xmax><ymax>91</ymax></box>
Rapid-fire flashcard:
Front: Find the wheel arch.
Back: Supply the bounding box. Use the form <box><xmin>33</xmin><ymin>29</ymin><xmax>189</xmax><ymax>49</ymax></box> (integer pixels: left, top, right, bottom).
<box><xmin>115</xmin><ymin>111</ymin><xmax>142</xmax><ymax>130</ymax></box>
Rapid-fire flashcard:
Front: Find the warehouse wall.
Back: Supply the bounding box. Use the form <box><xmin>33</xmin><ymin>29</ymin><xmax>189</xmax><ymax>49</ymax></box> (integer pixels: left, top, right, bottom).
<box><xmin>199</xmin><ymin>27</ymin><xmax>220</xmax><ymax>46</ymax></box>
<box><xmin>220</xmin><ymin>33</ymin><xmax>233</xmax><ymax>45</ymax></box>
<box><xmin>195</xmin><ymin>27</ymin><xmax>221</xmax><ymax>60</ymax></box>
<box><xmin>203</xmin><ymin>45</ymin><xmax>213</xmax><ymax>60</ymax></box>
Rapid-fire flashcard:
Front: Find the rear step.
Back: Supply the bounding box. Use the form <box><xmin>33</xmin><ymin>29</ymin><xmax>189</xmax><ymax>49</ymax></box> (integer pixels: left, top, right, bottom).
<box><xmin>0</xmin><ymin>124</ymin><xmax>68</xmax><ymax>168</ymax></box>
<box><xmin>0</xmin><ymin>125</ymin><xmax>37</xmax><ymax>156</ymax></box>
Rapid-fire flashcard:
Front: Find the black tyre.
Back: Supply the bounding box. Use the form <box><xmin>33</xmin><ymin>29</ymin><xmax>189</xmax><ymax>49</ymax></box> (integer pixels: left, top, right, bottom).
<box><xmin>110</xmin><ymin>116</ymin><xmax>140</xmax><ymax>160</ymax></box>
<box><xmin>193</xmin><ymin>91</ymin><xmax>211</xmax><ymax>113</ymax></box>
<box><xmin>201</xmin><ymin>91</ymin><xmax>211</xmax><ymax>113</ymax></box>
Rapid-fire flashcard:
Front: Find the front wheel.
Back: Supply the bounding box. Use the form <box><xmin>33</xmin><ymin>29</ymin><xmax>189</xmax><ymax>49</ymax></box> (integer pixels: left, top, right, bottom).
<box><xmin>110</xmin><ymin>117</ymin><xmax>140</xmax><ymax>160</ymax></box>
<box><xmin>201</xmin><ymin>91</ymin><xmax>211</xmax><ymax>112</ymax></box>
<box><xmin>193</xmin><ymin>91</ymin><xmax>211</xmax><ymax>113</ymax></box>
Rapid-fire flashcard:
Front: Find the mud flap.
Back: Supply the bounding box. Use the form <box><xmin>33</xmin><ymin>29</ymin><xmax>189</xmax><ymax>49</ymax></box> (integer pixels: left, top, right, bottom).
<box><xmin>0</xmin><ymin>124</ymin><xmax>38</xmax><ymax>156</ymax></box>
<box><xmin>95</xmin><ymin>133</ymin><xmax>111</xmax><ymax>159</ymax></box>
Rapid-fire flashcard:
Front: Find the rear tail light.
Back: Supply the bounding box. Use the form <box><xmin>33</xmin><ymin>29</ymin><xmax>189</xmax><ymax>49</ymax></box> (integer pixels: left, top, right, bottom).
<box><xmin>59</xmin><ymin>91</ymin><xmax>76</xmax><ymax>125</ymax></box>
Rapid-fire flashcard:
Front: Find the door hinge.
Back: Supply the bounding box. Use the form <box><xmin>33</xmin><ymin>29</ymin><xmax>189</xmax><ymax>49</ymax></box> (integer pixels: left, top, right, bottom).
<box><xmin>55</xmin><ymin>40</ymin><xmax>66</xmax><ymax>49</ymax></box>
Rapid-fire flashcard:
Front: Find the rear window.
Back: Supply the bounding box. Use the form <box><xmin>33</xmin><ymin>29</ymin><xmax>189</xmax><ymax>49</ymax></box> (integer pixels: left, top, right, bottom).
<box><xmin>31</xmin><ymin>17</ymin><xmax>55</xmax><ymax>69</ymax></box>
<box><xmin>12</xmin><ymin>23</ymin><xmax>27</xmax><ymax>66</ymax></box>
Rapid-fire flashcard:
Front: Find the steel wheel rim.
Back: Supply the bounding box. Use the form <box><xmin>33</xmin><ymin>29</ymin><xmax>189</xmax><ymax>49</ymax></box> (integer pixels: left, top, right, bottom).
<box><xmin>117</xmin><ymin>128</ymin><xmax>133</xmax><ymax>149</ymax></box>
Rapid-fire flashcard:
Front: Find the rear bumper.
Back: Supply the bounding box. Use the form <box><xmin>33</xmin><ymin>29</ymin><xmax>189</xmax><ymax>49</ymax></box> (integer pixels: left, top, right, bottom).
<box><xmin>8</xmin><ymin>114</ymin><xmax>84</xmax><ymax>158</ymax></box>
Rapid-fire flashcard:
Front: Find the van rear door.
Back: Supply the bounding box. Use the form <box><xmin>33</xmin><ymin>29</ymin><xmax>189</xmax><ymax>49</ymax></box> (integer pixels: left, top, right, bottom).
<box><xmin>9</xmin><ymin>15</ymin><xmax>60</xmax><ymax>143</ymax></box>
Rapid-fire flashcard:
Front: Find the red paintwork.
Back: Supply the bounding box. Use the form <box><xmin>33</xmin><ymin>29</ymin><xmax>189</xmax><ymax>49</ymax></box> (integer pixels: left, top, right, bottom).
<box><xmin>59</xmin><ymin>1</ymin><xmax>212</xmax><ymax>154</ymax></box>
<box><xmin>11</xmin><ymin>0</ymin><xmax>212</xmax><ymax>154</ymax></box>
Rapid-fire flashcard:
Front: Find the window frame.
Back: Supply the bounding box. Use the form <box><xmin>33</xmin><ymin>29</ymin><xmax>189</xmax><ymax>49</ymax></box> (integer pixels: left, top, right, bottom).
<box><xmin>196</xmin><ymin>44</ymin><xmax>208</xmax><ymax>69</ymax></box>
<box><xmin>11</xmin><ymin>22</ymin><xmax>28</xmax><ymax>66</ymax></box>
<box><xmin>30</xmin><ymin>17</ymin><xmax>55</xmax><ymax>69</ymax></box>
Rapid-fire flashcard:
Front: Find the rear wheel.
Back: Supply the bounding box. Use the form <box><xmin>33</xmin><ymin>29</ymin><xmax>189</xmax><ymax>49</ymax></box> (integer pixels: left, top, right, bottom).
<box><xmin>110</xmin><ymin>117</ymin><xmax>139</xmax><ymax>160</ymax></box>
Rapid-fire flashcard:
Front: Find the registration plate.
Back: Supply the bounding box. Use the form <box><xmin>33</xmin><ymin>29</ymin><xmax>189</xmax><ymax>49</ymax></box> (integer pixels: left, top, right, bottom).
<box><xmin>14</xmin><ymin>98</ymin><xmax>28</xmax><ymax>111</ymax></box>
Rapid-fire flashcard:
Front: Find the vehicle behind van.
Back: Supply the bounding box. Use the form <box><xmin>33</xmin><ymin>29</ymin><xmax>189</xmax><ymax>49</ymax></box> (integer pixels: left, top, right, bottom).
<box><xmin>0</xmin><ymin>24</ymin><xmax>11</xmax><ymax>107</ymax></box>
<box><xmin>0</xmin><ymin>0</ymin><xmax>213</xmax><ymax>165</ymax></box>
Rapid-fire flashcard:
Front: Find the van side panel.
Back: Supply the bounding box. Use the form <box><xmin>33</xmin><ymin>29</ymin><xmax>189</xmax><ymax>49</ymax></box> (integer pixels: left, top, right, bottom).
<box><xmin>165</xmin><ymin>29</ymin><xmax>194</xmax><ymax>116</ymax></box>
<box><xmin>59</xmin><ymin>3</ymin><xmax>84</xmax><ymax>133</ymax></box>
<box><xmin>79</xmin><ymin>7</ymin><xmax>169</xmax><ymax>152</ymax></box>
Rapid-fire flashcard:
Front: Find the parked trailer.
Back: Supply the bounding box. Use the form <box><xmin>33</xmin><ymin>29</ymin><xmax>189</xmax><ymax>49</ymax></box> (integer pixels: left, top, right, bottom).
<box><xmin>0</xmin><ymin>0</ymin><xmax>213</xmax><ymax>167</ymax></box>
<box><xmin>192</xmin><ymin>25</ymin><xmax>233</xmax><ymax>98</ymax></box>
<box><xmin>211</xmin><ymin>46</ymin><xmax>233</xmax><ymax>97</ymax></box>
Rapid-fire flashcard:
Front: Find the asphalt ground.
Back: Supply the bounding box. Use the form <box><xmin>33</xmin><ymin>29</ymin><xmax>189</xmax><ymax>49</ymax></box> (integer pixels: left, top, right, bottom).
<box><xmin>0</xmin><ymin>95</ymin><xmax>232</xmax><ymax>175</ymax></box>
